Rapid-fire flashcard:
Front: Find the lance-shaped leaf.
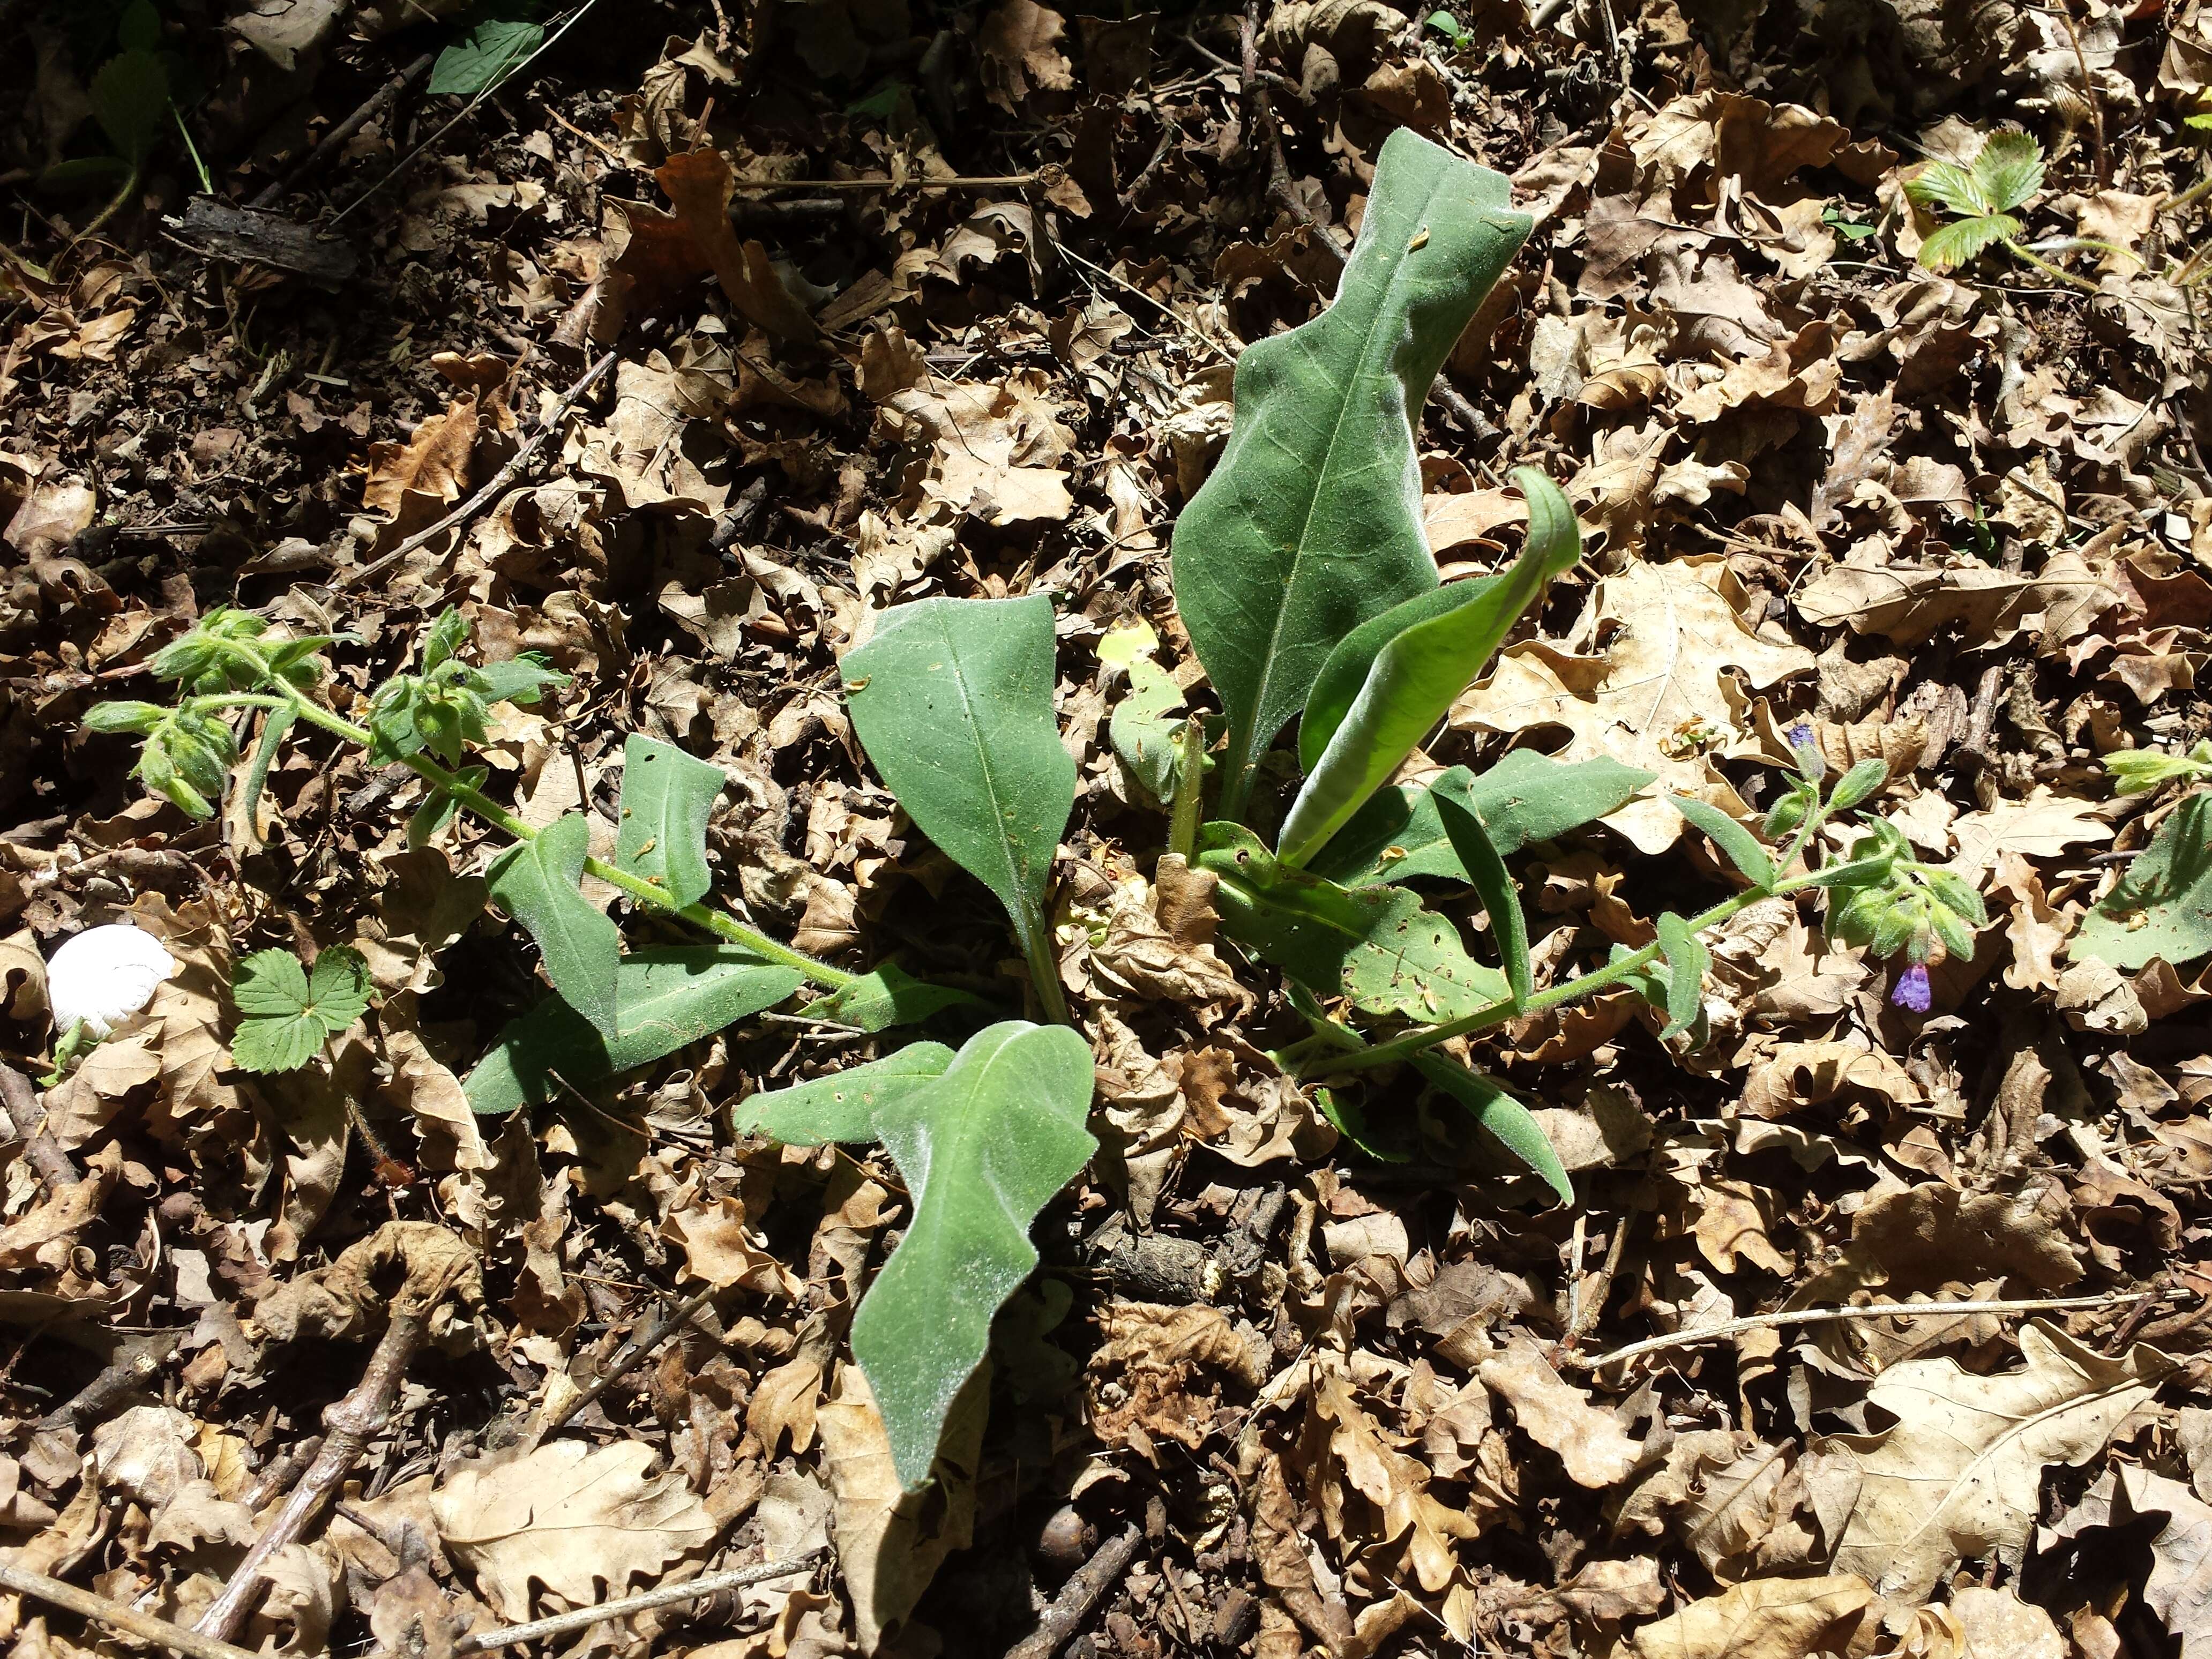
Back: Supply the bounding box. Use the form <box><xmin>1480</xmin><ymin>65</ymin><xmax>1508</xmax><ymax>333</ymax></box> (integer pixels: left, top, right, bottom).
<box><xmin>1277</xmin><ymin>469</ymin><xmax>1581</xmax><ymax>869</ymax></box>
<box><xmin>487</xmin><ymin>813</ymin><xmax>623</xmax><ymax>1038</ymax></box>
<box><xmin>614</xmin><ymin>735</ymin><xmax>723</xmax><ymax>908</ymax></box>
<box><xmin>1410</xmin><ymin>1056</ymin><xmax>1572</xmax><ymax>1205</ymax></box>
<box><xmin>1668</xmin><ymin>794</ymin><xmax>1776</xmax><ymax>891</ymax></box>
<box><xmin>1198</xmin><ymin>825</ymin><xmax>1508</xmax><ymax>1022</ymax></box>
<box><xmin>1308</xmin><ymin>753</ymin><xmax>1655</xmax><ymax>887</ymax></box>
<box><xmin>734</xmin><ymin>1043</ymin><xmax>956</xmax><ymax>1144</ymax></box>
<box><xmin>847</xmin><ymin>1021</ymin><xmax>1096</xmax><ymax>1488</ymax></box>
<box><xmin>1436</xmin><ymin>792</ymin><xmax>1530</xmax><ymax>1006</ymax></box>
<box><xmin>843</xmin><ymin>596</ymin><xmax>1075</xmax><ymax>1017</ymax></box>
<box><xmin>1654</xmin><ymin>911</ymin><xmax>1710</xmax><ymax>1041</ymax></box>
<box><xmin>465</xmin><ymin>946</ymin><xmax>803</xmax><ymax>1114</ymax></box>
<box><xmin>1170</xmin><ymin>128</ymin><xmax>1531</xmax><ymax>817</ymax></box>
<box><xmin>798</xmin><ymin>965</ymin><xmax>986</xmax><ymax>1033</ymax></box>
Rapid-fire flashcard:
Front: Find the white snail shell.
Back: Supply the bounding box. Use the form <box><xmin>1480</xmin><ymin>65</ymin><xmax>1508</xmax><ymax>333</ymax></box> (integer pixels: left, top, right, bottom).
<box><xmin>47</xmin><ymin>925</ymin><xmax>178</xmax><ymax>1038</ymax></box>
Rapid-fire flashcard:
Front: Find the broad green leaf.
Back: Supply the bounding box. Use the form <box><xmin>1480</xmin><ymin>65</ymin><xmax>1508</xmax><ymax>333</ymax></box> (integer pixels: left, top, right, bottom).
<box><xmin>843</xmin><ymin>596</ymin><xmax>1074</xmax><ymax>1011</ymax></box>
<box><xmin>1917</xmin><ymin>213</ymin><xmax>2020</xmax><ymax>272</ymax></box>
<box><xmin>734</xmin><ymin>1043</ymin><xmax>956</xmax><ymax>1144</ymax></box>
<box><xmin>487</xmin><ymin>814</ymin><xmax>623</xmax><ymax>1038</ymax></box>
<box><xmin>798</xmin><ymin>964</ymin><xmax>985</xmax><ymax>1032</ymax></box>
<box><xmin>848</xmin><ymin>1021</ymin><xmax>1096</xmax><ymax>1488</ymax></box>
<box><xmin>1410</xmin><ymin>1055</ymin><xmax>1572</xmax><ymax>1205</ymax></box>
<box><xmin>91</xmin><ymin>49</ymin><xmax>169</xmax><ymax>165</ymax></box>
<box><xmin>1170</xmin><ymin>128</ymin><xmax>1531</xmax><ymax>816</ymax></box>
<box><xmin>1904</xmin><ymin>158</ymin><xmax>1984</xmax><ymax>216</ymax></box>
<box><xmin>464</xmin><ymin>946</ymin><xmax>804</xmax><ymax>1114</ymax></box>
<box><xmin>1109</xmin><ymin>657</ymin><xmax>1187</xmax><ymax>804</ymax></box>
<box><xmin>428</xmin><ymin>14</ymin><xmax>546</xmax><ymax>96</ymax></box>
<box><xmin>2074</xmin><ymin>790</ymin><xmax>2212</xmax><ymax>970</ymax></box>
<box><xmin>1279</xmin><ymin>468</ymin><xmax>1580</xmax><ymax>867</ymax></box>
<box><xmin>230</xmin><ymin>946</ymin><xmax>370</xmax><ymax>1073</ymax></box>
<box><xmin>614</xmin><ymin>735</ymin><xmax>723</xmax><ymax>908</ymax></box>
<box><xmin>1667</xmin><ymin>795</ymin><xmax>1775</xmax><ymax>891</ymax></box>
<box><xmin>1435</xmin><ymin>793</ymin><xmax>1530</xmax><ymax>1006</ymax></box>
<box><xmin>1654</xmin><ymin>911</ymin><xmax>1709</xmax><ymax>1041</ymax></box>
<box><xmin>1198</xmin><ymin>824</ymin><xmax>1509</xmax><ymax>1022</ymax></box>
<box><xmin>1307</xmin><ymin>753</ymin><xmax>1656</xmax><ymax>887</ymax></box>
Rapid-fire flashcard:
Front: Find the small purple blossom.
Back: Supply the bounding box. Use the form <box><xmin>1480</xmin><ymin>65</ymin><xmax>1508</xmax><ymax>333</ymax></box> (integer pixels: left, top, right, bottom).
<box><xmin>1786</xmin><ymin>721</ymin><xmax>1814</xmax><ymax>749</ymax></box>
<box><xmin>1892</xmin><ymin>963</ymin><xmax>1932</xmax><ymax>1013</ymax></box>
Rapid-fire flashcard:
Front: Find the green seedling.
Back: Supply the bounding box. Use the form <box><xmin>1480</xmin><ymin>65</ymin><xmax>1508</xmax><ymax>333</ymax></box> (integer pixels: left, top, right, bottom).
<box><xmin>1906</xmin><ymin>129</ymin><xmax>2105</xmax><ymax>294</ymax></box>
<box><xmin>230</xmin><ymin>946</ymin><xmax>373</xmax><ymax>1072</ymax></box>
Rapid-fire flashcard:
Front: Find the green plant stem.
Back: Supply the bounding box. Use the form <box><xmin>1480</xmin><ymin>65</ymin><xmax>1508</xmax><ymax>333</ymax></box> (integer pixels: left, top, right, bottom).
<box><xmin>205</xmin><ymin>664</ymin><xmax>858</xmax><ymax>992</ymax></box>
<box><xmin>74</xmin><ymin>161</ymin><xmax>144</xmax><ymax>247</ymax></box>
<box><xmin>1299</xmin><ymin>870</ymin><xmax>1837</xmax><ymax>1079</ymax></box>
<box><xmin>2003</xmin><ymin>240</ymin><xmax>2103</xmax><ymax>295</ymax></box>
<box><xmin>1021</xmin><ymin>918</ymin><xmax>1073</xmax><ymax>1027</ymax></box>
<box><xmin>1168</xmin><ymin>715</ymin><xmax>1204</xmax><ymax>864</ymax></box>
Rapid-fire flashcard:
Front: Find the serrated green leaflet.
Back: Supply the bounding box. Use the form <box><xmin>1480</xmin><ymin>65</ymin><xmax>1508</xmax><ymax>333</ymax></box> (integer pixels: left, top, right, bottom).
<box><xmin>1667</xmin><ymin>795</ymin><xmax>1775</xmax><ymax>890</ymax></box>
<box><xmin>846</xmin><ymin>1021</ymin><xmax>1096</xmax><ymax>1488</ymax></box>
<box><xmin>429</xmin><ymin>13</ymin><xmax>546</xmax><ymax>96</ymax></box>
<box><xmin>464</xmin><ymin>946</ymin><xmax>805</xmax><ymax>1114</ymax></box>
<box><xmin>230</xmin><ymin>946</ymin><xmax>371</xmax><ymax>1073</ymax></box>
<box><xmin>1278</xmin><ymin>468</ymin><xmax>1580</xmax><ymax>868</ymax></box>
<box><xmin>843</xmin><ymin>595</ymin><xmax>1075</xmax><ymax>1019</ymax></box>
<box><xmin>1435</xmin><ymin>792</ymin><xmax>1530</xmax><ymax>1006</ymax></box>
<box><xmin>1171</xmin><ymin>128</ymin><xmax>1531</xmax><ymax>818</ymax></box>
<box><xmin>91</xmin><ymin>49</ymin><xmax>169</xmax><ymax>164</ymax></box>
<box><xmin>1198</xmin><ymin>824</ymin><xmax>1508</xmax><ymax>1021</ymax></box>
<box><xmin>734</xmin><ymin>1043</ymin><xmax>956</xmax><ymax>1143</ymax></box>
<box><xmin>798</xmin><ymin>965</ymin><xmax>984</xmax><ymax>1032</ymax></box>
<box><xmin>1308</xmin><ymin>753</ymin><xmax>1656</xmax><ymax>887</ymax></box>
<box><xmin>1411</xmin><ymin>1055</ymin><xmax>1571</xmax><ymax>1205</ymax></box>
<box><xmin>487</xmin><ymin>813</ymin><xmax>624</xmax><ymax>1038</ymax></box>
<box><xmin>615</xmin><ymin>735</ymin><xmax>723</xmax><ymax>908</ymax></box>
<box><xmin>2074</xmin><ymin>790</ymin><xmax>2212</xmax><ymax>970</ymax></box>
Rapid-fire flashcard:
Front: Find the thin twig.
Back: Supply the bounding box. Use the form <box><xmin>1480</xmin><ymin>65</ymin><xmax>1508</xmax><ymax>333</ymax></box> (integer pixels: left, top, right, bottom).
<box><xmin>0</xmin><ymin>1562</ymin><xmax>262</xmax><ymax>1659</ymax></box>
<box><xmin>1565</xmin><ymin>1289</ymin><xmax>2161</xmax><ymax>1373</ymax></box>
<box><xmin>450</xmin><ymin>1553</ymin><xmax>824</xmax><ymax>1653</ymax></box>
<box><xmin>250</xmin><ymin>52</ymin><xmax>436</xmax><ymax>209</ymax></box>
<box><xmin>35</xmin><ymin>1350</ymin><xmax>162</xmax><ymax>1434</ymax></box>
<box><xmin>732</xmin><ymin>173</ymin><xmax>1042</xmax><ymax>191</ymax></box>
<box><xmin>0</xmin><ymin>1062</ymin><xmax>79</xmax><ymax>1189</ymax></box>
<box><xmin>530</xmin><ymin>1282</ymin><xmax>719</xmax><ymax>1441</ymax></box>
<box><xmin>335</xmin><ymin>348</ymin><xmax>617</xmax><ymax>592</ymax></box>
<box><xmin>1005</xmin><ymin>1525</ymin><xmax>1145</xmax><ymax>1659</ymax></box>
<box><xmin>195</xmin><ymin>1306</ymin><xmax>433</xmax><ymax>1640</ymax></box>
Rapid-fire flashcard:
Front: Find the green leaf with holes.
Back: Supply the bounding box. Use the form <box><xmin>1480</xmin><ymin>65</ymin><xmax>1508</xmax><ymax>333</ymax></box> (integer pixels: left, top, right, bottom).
<box><xmin>1197</xmin><ymin>824</ymin><xmax>1507</xmax><ymax>1022</ymax></box>
<box><xmin>615</xmin><ymin>735</ymin><xmax>723</xmax><ymax>908</ymax></box>
<box><xmin>734</xmin><ymin>1043</ymin><xmax>956</xmax><ymax>1143</ymax></box>
<box><xmin>2074</xmin><ymin>790</ymin><xmax>2212</xmax><ymax>970</ymax></box>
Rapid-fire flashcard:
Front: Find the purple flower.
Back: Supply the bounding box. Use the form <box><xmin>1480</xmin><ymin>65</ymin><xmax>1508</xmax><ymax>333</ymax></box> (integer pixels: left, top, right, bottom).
<box><xmin>1787</xmin><ymin>721</ymin><xmax>1814</xmax><ymax>749</ymax></box>
<box><xmin>1892</xmin><ymin>963</ymin><xmax>1932</xmax><ymax>1012</ymax></box>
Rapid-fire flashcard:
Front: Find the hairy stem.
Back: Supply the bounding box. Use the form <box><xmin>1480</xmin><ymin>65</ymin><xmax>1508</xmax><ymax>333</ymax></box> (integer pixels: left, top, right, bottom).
<box><xmin>2004</xmin><ymin>238</ymin><xmax>2103</xmax><ymax>294</ymax></box>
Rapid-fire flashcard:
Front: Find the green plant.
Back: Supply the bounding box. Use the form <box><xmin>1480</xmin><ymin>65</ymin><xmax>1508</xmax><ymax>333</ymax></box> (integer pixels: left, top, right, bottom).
<box><xmin>429</xmin><ymin>4</ymin><xmax>548</xmax><ymax>97</ymax></box>
<box><xmin>44</xmin><ymin>0</ymin><xmax>192</xmax><ymax>238</ymax></box>
<box><xmin>2074</xmin><ymin>744</ymin><xmax>2212</xmax><ymax>970</ymax></box>
<box><xmin>230</xmin><ymin>946</ymin><xmax>372</xmax><ymax>1072</ymax></box>
<box><xmin>1905</xmin><ymin>130</ymin><xmax>2102</xmax><ymax>294</ymax></box>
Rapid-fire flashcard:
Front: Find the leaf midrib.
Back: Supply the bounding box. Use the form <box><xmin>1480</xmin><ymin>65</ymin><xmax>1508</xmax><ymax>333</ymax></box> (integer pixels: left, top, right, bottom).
<box><xmin>1238</xmin><ymin>166</ymin><xmax>1460</xmax><ymax>774</ymax></box>
<box><xmin>928</xmin><ymin>611</ymin><xmax>1034</xmax><ymax>940</ymax></box>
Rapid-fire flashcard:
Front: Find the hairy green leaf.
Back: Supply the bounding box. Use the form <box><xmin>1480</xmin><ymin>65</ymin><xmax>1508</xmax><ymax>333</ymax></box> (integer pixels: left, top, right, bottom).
<box><xmin>464</xmin><ymin>946</ymin><xmax>805</xmax><ymax>1114</ymax></box>
<box><xmin>614</xmin><ymin>735</ymin><xmax>723</xmax><ymax>908</ymax></box>
<box><xmin>1307</xmin><ymin>753</ymin><xmax>1655</xmax><ymax>887</ymax></box>
<box><xmin>2074</xmin><ymin>791</ymin><xmax>2212</xmax><ymax>970</ymax></box>
<box><xmin>486</xmin><ymin>813</ymin><xmax>624</xmax><ymax>1039</ymax></box>
<box><xmin>1410</xmin><ymin>1055</ymin><xmax>1572</xmax><ymax>1205</ymax></box>
<box><xmin>1109</xmin><ymin>656</ymin><xmax>1187</xmax><ymax>804</ymax></box>
<box><xmin>1668</xmin><ymin>795</ymin><xmax>1775</xmax><ymax>891</ymax></box>
<box><xmin>734</xmin><ymin>1043</ymin><xmax>956</xmax><ymax>1144</ymax></box>
<box><xmin>1917</xmin><ymin>213</ymin><xmax>2020</xmax><ymax>272</ymax></box>
<box><xmin>1974</xmin><ymin>130</ymin><xmax>2045</xmax><ymax>212</ymax></box>
<box><xmin>849</xmin><ymin>1022</ymin><xmax>1096</xmax><ymax>1488</ymax></box>
<box><xmin>843</xmin><ymin>596</ymin><xmax>1075</xmax><ymax>1013</ymax></box>
<box><xmin>1199</xmin><ymin>825</ymin><xmax>1509</xmax><ymax>1021</ymax></box>
<box><xmin>1170</xmin><ymin>129</ymin><xmax>1531</xmax><ymax>816</ymax></box>
<box><xmin>230</xmin><ymin>946</ymin><xmax>371</xmax><ymax>1073</ymax></box>
<box><xmin>1279</xmin><ymin>468</ymin><xmax>1580</xmax><ymax>866</ymax></box>
<box><xmin>798</xmin><ymin>965</ymin><xmax>985</xmax><ymax>1032</ymax></box>
<box><xmin>1435</xmin><ymin>793</ymin><xmax>1530</xmax><ymax>1006</ymax></box>
<box><xmin>1654</xmin><ymin>911</ymin><xmax>1709</xmax><ymax>1041</ymax></box>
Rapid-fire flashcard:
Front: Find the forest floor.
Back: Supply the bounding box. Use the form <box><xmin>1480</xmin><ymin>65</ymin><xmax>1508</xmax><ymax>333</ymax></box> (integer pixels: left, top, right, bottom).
<box><xmin>3</xmin><ymin>0</ymin><xmax>2212</xmax><ymax>1654</ymax></box>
